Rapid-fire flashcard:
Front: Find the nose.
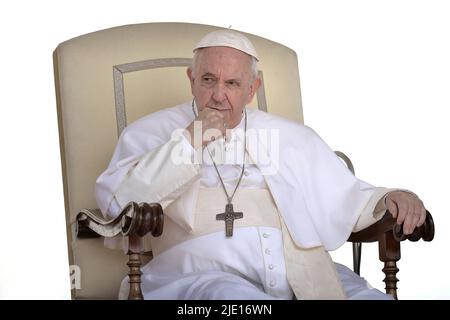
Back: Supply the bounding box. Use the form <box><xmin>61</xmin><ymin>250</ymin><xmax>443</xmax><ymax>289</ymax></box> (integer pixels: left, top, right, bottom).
<box><xmin>212</xmin><ymin>82</ymin><xmax>226</xmax><ymax>103</ymax></box>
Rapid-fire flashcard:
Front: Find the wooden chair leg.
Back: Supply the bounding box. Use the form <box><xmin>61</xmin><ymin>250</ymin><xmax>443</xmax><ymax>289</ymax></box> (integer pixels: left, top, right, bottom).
<box><xmin>378</xmin><ymin>231</ymin><xmax>401</xmax><ymax>299</ymax></box>
<box><xmin>382</xmin><ymin>260</ymin><xmax>399</xmax><ymax>299</ymax></box>
<box><xmin>127</xmin><ymin>234</ymin><xmax>144</xmax><ymax>300</ymax></box>
<box><xmin>127</xmin><ymin>251</ymin><xmax>143</xmax><ymax>300</ymax></box>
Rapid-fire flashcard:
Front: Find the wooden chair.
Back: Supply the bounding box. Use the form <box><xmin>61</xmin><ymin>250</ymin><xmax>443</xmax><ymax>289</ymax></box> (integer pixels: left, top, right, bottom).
<box><xmin>53</xmin><ymin>22</ymin><xmax>434</xmax><ymax>299</ymax></box>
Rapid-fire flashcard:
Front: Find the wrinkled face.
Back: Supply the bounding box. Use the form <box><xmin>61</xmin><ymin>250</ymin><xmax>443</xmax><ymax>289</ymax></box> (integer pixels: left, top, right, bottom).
<box><xmin>187</xmin><ymin>46</ymin><xmax>260</xmax><ymax>128</ymax></box>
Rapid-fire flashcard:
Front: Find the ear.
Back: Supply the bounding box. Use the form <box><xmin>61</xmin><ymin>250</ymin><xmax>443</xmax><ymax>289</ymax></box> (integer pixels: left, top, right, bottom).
<box><xmin>246</xmin><ymin>77</ymin><xmax>261</xmax><ymax>104</ymax></box>
<box><xmin>187</xmin><ymin>68</ymin><xmax>195</xmax><ymax>94</ymax></box>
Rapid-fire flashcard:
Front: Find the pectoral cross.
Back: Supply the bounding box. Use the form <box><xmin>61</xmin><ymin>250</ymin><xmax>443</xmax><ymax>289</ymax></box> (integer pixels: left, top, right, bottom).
<box><xmin>216</xmin><ymin>203</ymin><xmax>243</xmax><ymax>237</ymax></box>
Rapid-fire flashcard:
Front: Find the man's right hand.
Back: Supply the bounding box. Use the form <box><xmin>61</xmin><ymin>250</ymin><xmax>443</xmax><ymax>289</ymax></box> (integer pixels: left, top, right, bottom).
<box><xmin>185</xmin><ymin>108</ymin><xmax>228</xmax><ymax>148</ymax></box>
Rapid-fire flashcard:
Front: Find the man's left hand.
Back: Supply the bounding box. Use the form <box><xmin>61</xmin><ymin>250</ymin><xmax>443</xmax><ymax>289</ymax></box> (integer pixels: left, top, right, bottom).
<box><xmin>385</xmin><ymin>191</ymin><xmax>427</xmax><ymax>235</ymax></box>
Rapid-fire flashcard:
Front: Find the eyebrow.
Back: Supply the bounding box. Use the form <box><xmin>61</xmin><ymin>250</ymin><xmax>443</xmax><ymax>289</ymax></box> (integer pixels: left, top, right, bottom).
<box><xmin>201</xmin><ymin>72</ymin><xmax>242</xmax><ymax>84</ymax></box>
<box><xmin>201</xmin><ymin>72</ymin><xmax>217</xmax><ymax>78</ymax></box>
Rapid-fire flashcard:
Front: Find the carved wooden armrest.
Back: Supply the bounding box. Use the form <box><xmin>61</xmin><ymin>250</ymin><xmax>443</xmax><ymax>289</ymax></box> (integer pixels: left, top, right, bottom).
<box><xmin>76</xmin><ymin>202</ymin><xmax>164</xmax><ymax>299</ymax></box>
<box><xmin>347</xmin><ymin>210</ymin><xmax>434</xmax><ymax>299</ymax></box>
<box><xmin>348</xmin><ymin>210</ymin><xmax>434</xmax><ymax>243</ymax></box>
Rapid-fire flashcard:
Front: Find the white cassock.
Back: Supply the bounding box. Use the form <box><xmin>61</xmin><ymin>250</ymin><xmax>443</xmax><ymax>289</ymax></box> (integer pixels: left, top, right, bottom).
<box><xmin>95</xmin><ymin>101</ymin><xmax>396</xmax><ymax>300</ymax></box>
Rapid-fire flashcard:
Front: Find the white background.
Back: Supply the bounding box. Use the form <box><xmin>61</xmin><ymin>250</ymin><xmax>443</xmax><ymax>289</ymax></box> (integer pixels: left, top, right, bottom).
<box><xmin>0</xmin><ymin>0</ymin><xmax>448</xmax><ymax>299</ymax></box>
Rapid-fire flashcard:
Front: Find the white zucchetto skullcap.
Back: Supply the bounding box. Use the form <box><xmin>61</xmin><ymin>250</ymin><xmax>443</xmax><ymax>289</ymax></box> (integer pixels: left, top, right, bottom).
<box><xmin>193</xmin><ymin>30</ymin><xmax>259</xmax><ymax>61</ymax></box>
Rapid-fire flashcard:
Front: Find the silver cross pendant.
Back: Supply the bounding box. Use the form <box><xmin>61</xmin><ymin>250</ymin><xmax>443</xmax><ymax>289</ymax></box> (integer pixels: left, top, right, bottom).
<box><xmin>216</xmin><ymin>203</ymin><xmax>243</xmax><ymax>237</ymax></box>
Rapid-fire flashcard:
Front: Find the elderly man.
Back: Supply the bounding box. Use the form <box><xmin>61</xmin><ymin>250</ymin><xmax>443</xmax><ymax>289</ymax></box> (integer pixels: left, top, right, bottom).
<box><xmin>95</xmin><ymin>30</ymin><xmax>427</xmax><ymax>300</ymax></box>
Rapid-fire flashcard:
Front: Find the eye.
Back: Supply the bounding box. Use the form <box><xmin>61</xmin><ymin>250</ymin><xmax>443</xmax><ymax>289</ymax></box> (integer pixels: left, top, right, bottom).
<box><xmin>202</xmin><ymin>76</ymin><xmax>215</xmax><ymax>83</ymax></box>
<box><xmin>226</xmin><ymin>80</ymin><xmax>240</xmax><ymax>87</ymax></box>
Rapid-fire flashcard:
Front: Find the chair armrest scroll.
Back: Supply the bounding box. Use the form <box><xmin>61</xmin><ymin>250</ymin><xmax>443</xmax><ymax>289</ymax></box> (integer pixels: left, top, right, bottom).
<box><xmin>76</xmin><ymin>202</ymin><xmax>164</xmax><ymax>239</ymax></box>
<box><xmin>348</xmin><ymin>210</ymin><xmax>434</xmax><ymax>243</ymax></box>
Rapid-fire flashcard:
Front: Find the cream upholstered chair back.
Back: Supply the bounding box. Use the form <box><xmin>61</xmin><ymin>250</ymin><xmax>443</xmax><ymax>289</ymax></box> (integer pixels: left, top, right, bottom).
<box><xmin>54</xmin><ymin>22</ymin><xmax>303</xmax><ymax>299</ymax></box>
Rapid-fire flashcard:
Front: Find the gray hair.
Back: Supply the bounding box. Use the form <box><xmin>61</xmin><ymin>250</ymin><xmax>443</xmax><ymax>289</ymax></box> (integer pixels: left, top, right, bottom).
<box><xmin>190</xmin><ymin>48</ymin><xmax>259</xmax><ymax>82</ymax></box>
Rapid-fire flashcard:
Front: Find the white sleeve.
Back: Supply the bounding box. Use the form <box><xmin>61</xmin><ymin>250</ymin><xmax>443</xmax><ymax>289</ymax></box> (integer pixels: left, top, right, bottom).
<box><xmin>114</xmin><ymin>132</ymin><xmax>200</xmax><ymax>210</ymax></box>
<box><xmin>96</xmin><ymin>130</ymin><xmax>200</xmax><ymax>219</ymax></box>
<box><xmin>352</xmin><ymin>186</ymin><xmax>394</xmax><ymax>232</ymax></box>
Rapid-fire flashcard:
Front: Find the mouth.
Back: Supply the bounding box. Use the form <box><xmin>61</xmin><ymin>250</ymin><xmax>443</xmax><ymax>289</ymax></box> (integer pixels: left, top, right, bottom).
<box><xmin>206</xmin><ymin>106</ymin><xmax>231</xmax><ymax>112</ymax></box>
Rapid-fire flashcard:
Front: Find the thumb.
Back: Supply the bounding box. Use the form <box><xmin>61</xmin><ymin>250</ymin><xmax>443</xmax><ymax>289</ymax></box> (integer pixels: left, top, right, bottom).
<box><xmin>386</xmin><ymin>196</ymin><xmax>398</xmax><ymax>218</ymax></box>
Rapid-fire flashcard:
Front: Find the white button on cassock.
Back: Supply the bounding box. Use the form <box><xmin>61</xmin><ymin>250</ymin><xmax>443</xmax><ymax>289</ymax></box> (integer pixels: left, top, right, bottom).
<box><xmin>265</xmin><ymin>248</ymin><xmax>271</xmax><ymax>255</ymax></box>
<box><xmin>269</xmin><ymin>280</ymin><xmax>276</xmax><ymax>287</ymax></box>
<box><xmin>262</xmin><ymin>233</ymin><xmax>270</xmax><ymax>238</ymax></box>
<box><xmin>268</xmin><ymin>264</ymin><xmax>274</xmax><ymax>270</ymax></box>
